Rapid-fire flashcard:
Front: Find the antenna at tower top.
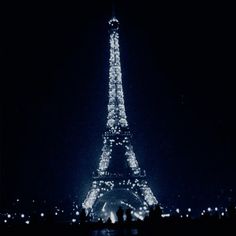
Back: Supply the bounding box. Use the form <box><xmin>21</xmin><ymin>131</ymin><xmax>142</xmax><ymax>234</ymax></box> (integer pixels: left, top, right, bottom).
<box><xmin>112</xmin><ymin>0</ymin><xmax>116</xmax><ymax>18</ymax></box>
<box><xmin>109</xmin><ymin>0</ymin><xmax>119</xmax><ymax>30</ymax></box>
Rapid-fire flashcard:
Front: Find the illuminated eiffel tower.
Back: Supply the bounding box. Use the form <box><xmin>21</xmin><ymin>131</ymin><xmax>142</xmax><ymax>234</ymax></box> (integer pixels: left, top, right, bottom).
<box><xmin>82</xmin><ymin>16</ymin><xmax>158</xmax><ymax>221</ymax></box>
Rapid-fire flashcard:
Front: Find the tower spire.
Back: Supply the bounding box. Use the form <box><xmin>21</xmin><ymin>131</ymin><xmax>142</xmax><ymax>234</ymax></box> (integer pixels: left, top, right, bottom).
<box><xmin>107</xmin><ymin>16</ymin><xmax>128</xmax><ymax>132</ymax></box>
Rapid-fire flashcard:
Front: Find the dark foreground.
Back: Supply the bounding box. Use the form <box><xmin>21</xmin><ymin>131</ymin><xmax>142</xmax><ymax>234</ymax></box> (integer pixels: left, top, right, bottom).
<box><xmin>1</xmin><ymin>218</ymin><xmax>235</xmax><ymax>236</ymax></box>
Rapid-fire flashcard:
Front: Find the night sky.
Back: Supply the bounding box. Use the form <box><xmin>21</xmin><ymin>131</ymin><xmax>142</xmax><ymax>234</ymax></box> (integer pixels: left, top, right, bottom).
<box><xmin>1</xmin><ymin>1</ymin><xmax>235</xmax><ymax>211</ymax></box>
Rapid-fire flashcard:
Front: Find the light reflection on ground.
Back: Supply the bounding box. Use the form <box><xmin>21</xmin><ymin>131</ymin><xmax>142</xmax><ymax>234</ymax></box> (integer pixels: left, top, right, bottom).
<box><xmin>91</xmin><ymin>228</ymin><xmax>139</xmax><ymax>236</ymax></box>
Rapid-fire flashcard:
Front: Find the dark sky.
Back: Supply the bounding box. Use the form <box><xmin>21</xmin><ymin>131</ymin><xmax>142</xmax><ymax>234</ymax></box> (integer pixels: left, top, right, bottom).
<box><xmin>1</xmin><ymin>1</ymin><xmax>235</xmax><ymax>211</ymax></box>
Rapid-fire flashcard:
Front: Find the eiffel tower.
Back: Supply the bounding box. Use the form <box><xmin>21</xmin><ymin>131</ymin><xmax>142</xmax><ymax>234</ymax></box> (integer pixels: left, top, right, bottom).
<box><xmin>82</xmin><ymin>16</ymin><xmax>158</xmax><ymax>221</ymax></box>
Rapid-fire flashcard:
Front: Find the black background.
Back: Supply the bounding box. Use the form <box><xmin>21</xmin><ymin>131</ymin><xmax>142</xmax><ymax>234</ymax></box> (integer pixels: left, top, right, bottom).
<box><xmin>1</xmin><ymin>0</ymin><xmax>235</xmax><ymax>212</ymax></box>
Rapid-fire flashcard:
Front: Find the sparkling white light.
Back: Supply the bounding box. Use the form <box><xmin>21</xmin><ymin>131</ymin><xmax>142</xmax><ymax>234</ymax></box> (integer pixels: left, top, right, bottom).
<box><xmin>141</xmin><ymin>187</ymin><xmax>158</xmax><ymax>206</ymax></box>
<box><xmin>82</xmin><ymin>188</ymin><xmax>100</xmax><ymax>210</ymax></box>
<box><xmin>106</xmin><ymin>18</ymin><xmax>128</xmax><ymax>130</ymax></box>
<box><xmin>110</xmin><ymin>211</ymin><xmax>116</xmax><ymax>223</ymax></box>
<box><xmin>82</xmin><ymin>17</ymin><xmax>158</xmax><ymax>217</ymax></box>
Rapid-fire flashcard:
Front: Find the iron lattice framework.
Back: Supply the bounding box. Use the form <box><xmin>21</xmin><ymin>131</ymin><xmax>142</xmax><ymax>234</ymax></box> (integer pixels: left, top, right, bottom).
<box><xmin>82</xmin><ymin>17</ymin><xmax>158</xmax><ymax>221</ymax></box>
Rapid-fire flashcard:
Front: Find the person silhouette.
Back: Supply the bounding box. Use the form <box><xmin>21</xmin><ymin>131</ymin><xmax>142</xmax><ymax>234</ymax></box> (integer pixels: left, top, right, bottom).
<box><xmin>116</xmin><ymin>206</ymin><xmax>124</xmax><ymax>224</ymax></box>
<box><xmin>125</xmin><ymin>208</ymin><xmax>132</xmax><ymax>224</ymax></box>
